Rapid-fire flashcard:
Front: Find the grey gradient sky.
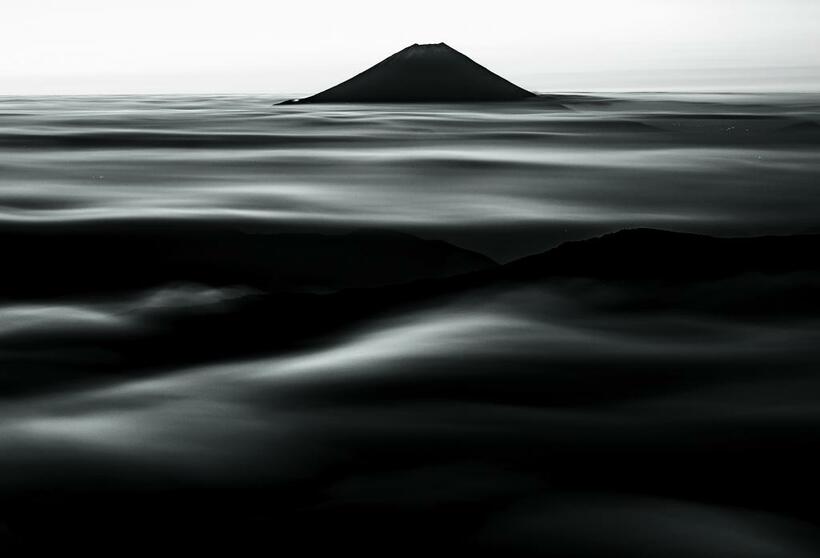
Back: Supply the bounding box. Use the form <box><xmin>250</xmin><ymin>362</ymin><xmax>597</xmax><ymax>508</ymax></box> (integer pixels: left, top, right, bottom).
<box><xmin>2</xmin><ymin>0</ymin><xmax>819</xmax><ymax>94</ymax></box>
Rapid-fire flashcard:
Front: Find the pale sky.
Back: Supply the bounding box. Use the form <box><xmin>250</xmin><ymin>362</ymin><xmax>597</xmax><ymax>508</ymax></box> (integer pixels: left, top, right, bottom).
<box><xmin>2</xmin><ymin>0</ymin><xmax>819</xmax><ymax>94</ymax></box>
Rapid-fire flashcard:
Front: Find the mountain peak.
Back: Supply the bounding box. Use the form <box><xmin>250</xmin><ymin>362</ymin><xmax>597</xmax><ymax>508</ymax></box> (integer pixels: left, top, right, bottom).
<box><xmin>407</xmin><ymin>42</ymin><xmax>451</xmax><ymax>49</ymax></box>
<box><xmin>278</xmin><ymin>43</ymin><xmax>535</xmax><ymax>105</ymax></box>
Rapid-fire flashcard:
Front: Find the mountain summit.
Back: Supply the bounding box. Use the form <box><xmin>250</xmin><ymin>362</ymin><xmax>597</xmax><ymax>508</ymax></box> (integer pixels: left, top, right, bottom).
<box><xmin>278</xmin><ymin>43</ymin><xmax>536</xmax><ymax>104</ymax></box>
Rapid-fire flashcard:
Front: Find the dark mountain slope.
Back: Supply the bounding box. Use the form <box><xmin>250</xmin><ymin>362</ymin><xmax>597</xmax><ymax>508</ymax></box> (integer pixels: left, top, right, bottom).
<box><xmin>497</xmin><ymin>228</ymin><xmax>820</xmax><ymax>280</ymax></box>
<box><xmin>278</xmin><ymin>43</ymin><xmax>535</xmax><ymax>104</ymax></box>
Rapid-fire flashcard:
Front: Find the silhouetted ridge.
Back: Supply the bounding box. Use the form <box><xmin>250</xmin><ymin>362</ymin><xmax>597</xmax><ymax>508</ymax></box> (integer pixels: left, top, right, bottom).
<box><xmin>4</xmin><ymin>228</ymin><xmax>819</xmax><ymax>397</ymax></box>
<box><xmin>0</xmin><ymin>222</ymin><xmax>495</xmax><ymax>298</ymax></box>
<box><xmin>500</xmin><ymin>228</ymin><xmax>820</xmax><ymax>280</ymax></box>
<box><xmin>278</xmin><ymin>43</ymin><xmax>535</xmax><ymax>104</ymax></box>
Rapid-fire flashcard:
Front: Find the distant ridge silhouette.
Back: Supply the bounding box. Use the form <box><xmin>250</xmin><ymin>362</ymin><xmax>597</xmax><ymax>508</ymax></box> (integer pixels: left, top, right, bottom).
<box><xmin>496</xmin><ymin>228</ymin><xmax>820</xmax><ymax>281</ymax></box>
<box><xmin>278</xmin><ymin>43</ymin><xmax>535</xmax><ymax>104</ymax></box>
<box><xmin>0</xmin><ymin>223</ymin><xmax>495</xmax><ymax>298</ymax></box>
<box><xmin>6</xmin><ymin>227</ymin><xmax>820</xmax><ymax>398</ymax></box>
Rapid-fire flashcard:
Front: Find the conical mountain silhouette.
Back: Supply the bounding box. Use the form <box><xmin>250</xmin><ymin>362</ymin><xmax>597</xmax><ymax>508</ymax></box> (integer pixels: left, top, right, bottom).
<box><xmin>279</xmin><ymin>43</ymin><xmax>535</xmax><ymax>104</ymax></box>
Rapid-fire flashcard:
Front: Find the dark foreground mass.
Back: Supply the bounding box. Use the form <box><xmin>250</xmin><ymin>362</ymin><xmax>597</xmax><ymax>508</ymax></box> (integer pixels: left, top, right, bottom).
<box><xmin>2</xmin><ymin>228</ymin><xmax>820</xmax><ymax>556</ymax></box>
<box><xmin>0</xmin><ymin>94</ymin><xmax>819</xmax><ymax>556</ymax></box>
